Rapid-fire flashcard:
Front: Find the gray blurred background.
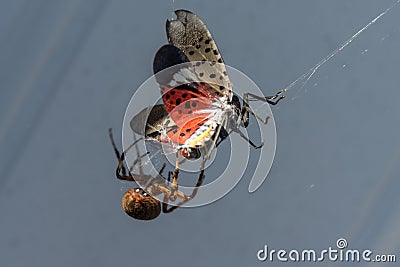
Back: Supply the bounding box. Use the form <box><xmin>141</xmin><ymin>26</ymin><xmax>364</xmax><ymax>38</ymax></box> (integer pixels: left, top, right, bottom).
<box><xmin>1</xmin><ymin>0</ymin><xmax>399</xmax><ymax>266</ymax></box>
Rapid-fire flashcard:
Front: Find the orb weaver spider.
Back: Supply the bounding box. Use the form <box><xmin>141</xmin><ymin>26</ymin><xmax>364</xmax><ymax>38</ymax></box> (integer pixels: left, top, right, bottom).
<box><xmin>108</xmin><ymin>128</ymin><xmax>206</xmax><ymax>220</ymax></box>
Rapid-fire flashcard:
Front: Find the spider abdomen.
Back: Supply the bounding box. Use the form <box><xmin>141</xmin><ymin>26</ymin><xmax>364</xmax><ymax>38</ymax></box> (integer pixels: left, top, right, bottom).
<box><xmin>122</xmin><ymin>188</ymin><xmax>161</xmax><ymax>220</ymax></box>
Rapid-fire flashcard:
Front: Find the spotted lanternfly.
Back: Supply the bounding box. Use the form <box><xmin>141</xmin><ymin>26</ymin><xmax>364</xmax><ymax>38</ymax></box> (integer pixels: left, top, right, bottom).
<box><xmin>133</xmin><ymin>10</ymin><xmax>285</xmax><ymax>190</ymax></box>
<box><xmin>108</xmin><ymin>128</ymin><xmax>205</xmax><ymax>220</ymax></box>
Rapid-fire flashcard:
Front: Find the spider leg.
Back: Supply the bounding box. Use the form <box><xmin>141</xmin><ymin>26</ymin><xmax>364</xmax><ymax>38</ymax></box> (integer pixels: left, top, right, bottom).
<box><xmin>109</xmin><ymin>128</ymin><xmax>134</xmax><ymax>181</ymax></box>
<box><xmin>143</xmin><ymin>163</ymin><xmax>166</xmax><ymax>188</ymax></box>
<box><xmin>169</xmin><ymin>152</ymin><xmax>180</xmax><ymax>200</ymax></box>
<box><xmin>108</xmin><ymin>128</ymin><xmax>149</xmax><ymax>183</ymax></box>
<box><xmin>128</xmin><ymin>152</ymin><xmax>150</xmax><ymax>173</ymax></box>
<box><xmin>153</xmin><ymin>170</ymin><xmax>190</xmax><ymax>202</ymax></box>
<box><xmin>163</xmin><ymin>160</ymin><xmax>206</xmax><ymax>213</ymax></box>
<box><xmin>133</xmin><ymin>132</ymin><xmax>144</xmax><ymax>175</ymax></box>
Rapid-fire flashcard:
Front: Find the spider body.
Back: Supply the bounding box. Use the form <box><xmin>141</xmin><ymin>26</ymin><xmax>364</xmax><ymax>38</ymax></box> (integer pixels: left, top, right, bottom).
<box><xmin>109</xmin><ymin>128</ymin><xmax>205</xmax><ymax>220</ymax></box>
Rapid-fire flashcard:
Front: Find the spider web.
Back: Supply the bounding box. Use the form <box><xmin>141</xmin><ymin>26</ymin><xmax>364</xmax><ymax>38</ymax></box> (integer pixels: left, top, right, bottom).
<box><xmin>255</xmin><ymin>0</ymin><xmax>400</xmax><ymax>110</ymax></box>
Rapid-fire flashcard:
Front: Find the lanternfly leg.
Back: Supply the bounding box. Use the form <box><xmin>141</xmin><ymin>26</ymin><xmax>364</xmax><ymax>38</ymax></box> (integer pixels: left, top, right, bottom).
<box><xmin>232</xmin><ymin>90</ymin><xmax>285</xmax><ymax>148</ymax></box>
<box><xmin>244</xmin><ymin>90</ymin><xmax>286</xmax><ymax>106</ymax></box>
<box><xmin>216</xmin><ymin>129</ymin><xmax>232</xmax><ymax>147</ymax></box>
<box><xmin>241</xmin><ymin>90</ymin><xmax>285</xmax><ymax>126</ymax></box>
<box><xmin>233</xmin><ymin>128</ymin><xmax>264</xmax><ymax>149</ymax></box>
<box><xmin>215</xmin><ymin>126</ymin><xmax>229</xmax><ymax>147</ymax></box>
